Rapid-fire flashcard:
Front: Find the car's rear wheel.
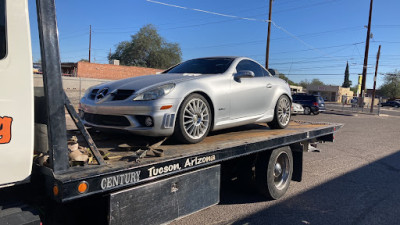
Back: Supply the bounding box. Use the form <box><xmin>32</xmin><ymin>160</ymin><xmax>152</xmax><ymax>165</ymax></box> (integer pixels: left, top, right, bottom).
<box><xmin>312</xmin><ymin>110</ymin><xmax>320</xmax><ymax>115</ymax></box>
<box><xmin>173</xmin><ymin>94</ymin><xmax>212</xmax><ymax>144</ymax></box>
<box><xmin>267</xmin><ymin>95</ymin><xmax>291</xmax><ymax>129</ymax></box>
<box><xmin>304</xmin><ymin>106</ymin><xmax>311</xmax><ymax>115</ymax></box>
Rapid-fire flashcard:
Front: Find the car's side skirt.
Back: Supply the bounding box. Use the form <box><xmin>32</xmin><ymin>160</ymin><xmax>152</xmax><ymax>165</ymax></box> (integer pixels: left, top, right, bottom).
<box><xmin>213</xmin><ymin>110</ymin><xmax>274</xmax><ymax>131</ymax></box>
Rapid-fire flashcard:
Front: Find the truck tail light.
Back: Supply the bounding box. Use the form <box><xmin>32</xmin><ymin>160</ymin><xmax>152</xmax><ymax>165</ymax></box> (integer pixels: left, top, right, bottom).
<box><xmin>53</xmin><ymin>184</ymin><xmax>59</xmax><ymax>196</ymax></box>
<box><xmin>313</xmin><ymin>102</ymin><xmax>318</xmax><ymax>106</ymax></box>
<box><xmin>78</xmin><ymin>181</ymin><xmax>89</xmax><ymax>194</ymax></box>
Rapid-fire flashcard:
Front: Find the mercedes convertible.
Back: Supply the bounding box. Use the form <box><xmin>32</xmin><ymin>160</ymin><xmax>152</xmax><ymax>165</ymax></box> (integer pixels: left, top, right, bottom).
<box><xmin>79</xmin><ymin>56</ymin><xmax>292</xmax><ymax>144</ymax></box>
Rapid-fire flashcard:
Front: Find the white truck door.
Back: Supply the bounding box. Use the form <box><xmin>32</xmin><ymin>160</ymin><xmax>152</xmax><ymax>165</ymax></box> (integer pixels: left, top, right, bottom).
<box><xmin>0</xmin><ymin>0</ymin><xmax>34</xmax><ymax>186</ymax></box>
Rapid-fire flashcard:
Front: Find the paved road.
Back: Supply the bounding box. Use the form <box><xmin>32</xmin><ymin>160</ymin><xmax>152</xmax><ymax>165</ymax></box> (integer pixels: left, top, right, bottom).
<box><xmin>171</xmin><ymin>112</ymin><xmax>400</xmax><ymax>225</ymax></box>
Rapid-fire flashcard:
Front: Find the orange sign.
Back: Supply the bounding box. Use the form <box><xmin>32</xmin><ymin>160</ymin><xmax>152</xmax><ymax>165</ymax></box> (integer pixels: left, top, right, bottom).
<box><xmin>0</xmin><ymin>116</ymin><xmax>13</xmax><ymax>144</ymax></box>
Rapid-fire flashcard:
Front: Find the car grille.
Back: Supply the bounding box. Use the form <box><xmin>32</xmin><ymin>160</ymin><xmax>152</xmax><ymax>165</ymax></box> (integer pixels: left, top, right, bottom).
<box><xmin>89</xmin><ymin>89</ymin><xmax>99</xmax><ymax>100</ymax></box>
<box><xmin>84</xmin><ymin>113</ymin><xmax>130</xmax><ymax>127</ymax></box>
<box><xmin>112</xmin><ymin>89</ymin><xmax>135</xmax><ymax>101</ymax></box>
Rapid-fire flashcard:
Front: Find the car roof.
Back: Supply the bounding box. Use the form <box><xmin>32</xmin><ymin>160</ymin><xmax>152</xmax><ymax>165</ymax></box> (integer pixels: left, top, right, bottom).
<box><xmin>193</xmin><ymin>56</ymin><xmax>239</xmax><ymax>60</ymax></box>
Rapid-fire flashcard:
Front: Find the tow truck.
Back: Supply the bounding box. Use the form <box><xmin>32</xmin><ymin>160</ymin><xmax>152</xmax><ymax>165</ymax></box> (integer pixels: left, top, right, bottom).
<box><xmin>0</xmin><ymin>0</ymin><xmax>341</xmax><ymax>224</ymax></box>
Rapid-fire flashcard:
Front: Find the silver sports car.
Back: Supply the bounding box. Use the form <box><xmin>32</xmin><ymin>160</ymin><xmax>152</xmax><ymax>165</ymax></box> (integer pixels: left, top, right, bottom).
<box><xmin>79</xmin><ymin>57</ymin><xmax>292</xmax><ymax>143</ymax></box>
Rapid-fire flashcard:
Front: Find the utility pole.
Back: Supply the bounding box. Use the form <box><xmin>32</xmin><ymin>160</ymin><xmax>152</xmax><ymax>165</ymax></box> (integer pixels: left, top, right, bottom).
<box><xmin>359</xmin><ymin>0</ymin><xmax>373</xmax><ymax>107</ymax></box>
<box><xmin>89</xmin><ymin>25</ymin><xmax>92</xmax><ymax>63</ymax></box>
<box><xmin>370</xmin><ymin>45</ymin><xmax>381</xmax><ymax>113</ymax></box>
<box><xmin>265</xmin><ymin>0</ymin><xmax>273</xmax><ymax>69</ymax></box>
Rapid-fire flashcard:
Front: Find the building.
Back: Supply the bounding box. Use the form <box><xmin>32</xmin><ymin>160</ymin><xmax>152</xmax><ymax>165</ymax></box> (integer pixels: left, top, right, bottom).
<box><xmin>289</xmin><ymin>85</ymin><xmax>304</xmax><ymax>94</ymax></box>
<box><xmin>307</xmin><ymin>85</ymin><xmax>354</xmax><ymax>103</ymax></box>
<box><xmin>61</xmin><ymin>62</ymin><xmax>163</xmax><ymax>80</ymax></box>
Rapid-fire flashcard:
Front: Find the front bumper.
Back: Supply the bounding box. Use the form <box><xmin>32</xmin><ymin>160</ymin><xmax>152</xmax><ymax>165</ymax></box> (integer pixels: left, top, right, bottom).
<box><xmin>79</xmin><ymin>97</ymin><xmax>179</xmax><ymax>137</ymax></box>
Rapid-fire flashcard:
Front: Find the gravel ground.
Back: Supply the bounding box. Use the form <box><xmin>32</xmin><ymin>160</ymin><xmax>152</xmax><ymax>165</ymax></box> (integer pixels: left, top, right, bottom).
<box><xmin>171</xmin><ymin>112</ymin><xmax>400</xmax><ymax>225</ymax></box>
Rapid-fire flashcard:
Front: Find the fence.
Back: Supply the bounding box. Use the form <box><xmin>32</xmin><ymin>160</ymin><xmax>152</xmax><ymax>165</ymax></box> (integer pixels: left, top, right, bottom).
<box><xmin>339</xmin><ymin>95</ymin><xmax>382</xmax><ymax>115</ymax></box>
<box><xmin>34</xmin><ymin>75</ymin><xmax>110</xmax><ymax>107</ymax></box>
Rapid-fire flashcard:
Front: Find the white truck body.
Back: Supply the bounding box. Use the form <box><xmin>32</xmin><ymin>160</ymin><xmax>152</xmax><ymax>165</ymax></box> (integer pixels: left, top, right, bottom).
<box><xmin>0</xmin><ymin>0</ymin><xmax>34</xmax><ymax>187</ymax></box>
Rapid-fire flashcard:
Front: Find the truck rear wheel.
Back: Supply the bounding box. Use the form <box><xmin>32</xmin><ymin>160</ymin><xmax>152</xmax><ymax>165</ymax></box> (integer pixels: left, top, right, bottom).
<box><xmin>255</xmin><ymin>146</ymin><xmax>293</xmax><ymax>199</ymax></box>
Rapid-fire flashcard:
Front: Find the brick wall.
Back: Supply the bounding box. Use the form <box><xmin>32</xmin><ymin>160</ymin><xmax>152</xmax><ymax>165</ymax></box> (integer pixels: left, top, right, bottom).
<box><xmin>76</xmin><ymin>62</ymin><xmax>163</xmax><ymax>80</ymax></box>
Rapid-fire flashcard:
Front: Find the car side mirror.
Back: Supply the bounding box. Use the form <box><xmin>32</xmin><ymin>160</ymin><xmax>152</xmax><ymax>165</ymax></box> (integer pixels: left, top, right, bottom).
<box><xmin>235</xmin><ymin>70</ymin><xmax>255</xmax><ymax>80</ymax></box>
<box><xmin>268</xmin><ymin>68</ymin><xmax>279</xmax><ymax>77</ymax></box>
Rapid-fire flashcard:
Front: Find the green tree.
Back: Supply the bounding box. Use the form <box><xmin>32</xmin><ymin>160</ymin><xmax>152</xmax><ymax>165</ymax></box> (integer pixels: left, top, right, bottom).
<box><xmin>299</xmin><ymin>78</ymin><xmax>325</xmax><ymax>89</ymax></box>
<box><xmin>79</xmin><ymin>58</ymin><xmax>89</xmax><ymax>62</ymax></box>
<box><xmin>310</xmin><ymin>78</ymin><xmax>324</xmax><ymax>86</ymax></box>
<box><xmin>342</xmin><ymin>61</ymin><xmax>352</xmax><ymax>88</ymax></box>
<box><xmin>299</xmin><ymin>79</ymin><xmax>309</xmax><ymax>89</ymax></box>
<box><xmin>278</xmin><ymin>73</ymin><xmax>297</xmax><ymax>86</ymax></box>
<box><xmin>350</xmin><ymin>85</ymin><xmax>358</xmax><ymax>94</ymax></box>
<box><xmin>380</xmin><ymin>71</ymin><xmax>400</xmax><ymax>99</ymax></box>
<box><xmin>109</xmin><ymin>24</ymin><xmax>182</xmax><ymax>69</ymax></box>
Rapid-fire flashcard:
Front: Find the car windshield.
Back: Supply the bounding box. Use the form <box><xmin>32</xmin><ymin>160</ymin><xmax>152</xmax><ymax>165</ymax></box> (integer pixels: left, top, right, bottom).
<box><xmin>165</xmin><ymin>58</ymin><xmax>234</xmax><ymax>74</ymax></box>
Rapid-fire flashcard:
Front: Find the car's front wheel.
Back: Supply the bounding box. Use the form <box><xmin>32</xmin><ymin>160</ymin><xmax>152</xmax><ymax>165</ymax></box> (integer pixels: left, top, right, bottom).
<box><xmin>173</xmin><ymin>94</ymin><xmax>212</xmax><ymax>144</ymax></box>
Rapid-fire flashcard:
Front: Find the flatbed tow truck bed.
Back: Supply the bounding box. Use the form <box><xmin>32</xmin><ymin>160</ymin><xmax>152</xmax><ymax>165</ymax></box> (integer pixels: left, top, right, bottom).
<box><xmin>43</xmin><ymin>120</ymin><xmax>341</xmax><ymax>203</ymax></box>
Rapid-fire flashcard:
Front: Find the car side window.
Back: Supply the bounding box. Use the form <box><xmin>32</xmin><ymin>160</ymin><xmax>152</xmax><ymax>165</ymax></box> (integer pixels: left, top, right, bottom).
<box><xmin>236</xmin><ymin>60</ymin><xmax>264</xmax><ymax>77</ymax></box>
<box><xmin>263</xmin><ymin>68</ymin><xmax>272</xmax><ymax>77</ymax></box>
<box><xmin>0</xmin><ymin>0</ymin><xmax>6</xmax><ymax>60</ymax></box>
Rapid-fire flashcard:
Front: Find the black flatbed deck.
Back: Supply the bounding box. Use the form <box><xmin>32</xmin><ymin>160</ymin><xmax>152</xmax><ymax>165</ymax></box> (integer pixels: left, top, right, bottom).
<box><xmin>42</xmin><ymin>120</ymin><xmax>342</xmax><ymax>202</ymax></box>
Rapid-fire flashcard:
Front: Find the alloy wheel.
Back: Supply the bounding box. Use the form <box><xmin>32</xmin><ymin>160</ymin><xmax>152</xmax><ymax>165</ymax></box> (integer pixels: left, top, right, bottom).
<box><xmin>182</xmin><ymin>98</ymin><xmax>210</xmax><ymax>140</ymax></box>
<box><xmin>277</xmin><ymin>97</ymin><xmax>291</xmax><ymax>126</ymax></box>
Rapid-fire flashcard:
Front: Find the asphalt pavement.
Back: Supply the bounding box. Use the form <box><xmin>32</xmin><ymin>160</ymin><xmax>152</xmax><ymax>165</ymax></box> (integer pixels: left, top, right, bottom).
<box><xmin>171</xmin><ymin>112</ymin><xmax>400</xmax><ymax>225</ymax></box>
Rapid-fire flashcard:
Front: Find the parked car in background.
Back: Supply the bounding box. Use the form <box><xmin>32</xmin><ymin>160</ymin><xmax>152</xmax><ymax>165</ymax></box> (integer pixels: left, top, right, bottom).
<box><xmin>292</xmin><ymin>94</ymin><xmax>326</xmax><ymax>115</ymax></box>
<box><xmin>380</xmin><ymin>101</ymin><xmax>400</xmax><ymax>108</ymax></box>
<box><xmin>291</xmin><ymin>102</ymin><xmax>304</xmax><ymax>115</ymax></box>
<box><xmin>80</xmin><ymin>56</ymin><xmax>292</xmax><ymax>144</ymax></box>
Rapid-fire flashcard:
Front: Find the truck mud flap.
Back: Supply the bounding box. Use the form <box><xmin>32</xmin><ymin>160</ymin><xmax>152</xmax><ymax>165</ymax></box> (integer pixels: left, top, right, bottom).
<box><xmin>108</xmin><ymin>165</ymin><xmax>220</xmax><ymax>225</ymax></box>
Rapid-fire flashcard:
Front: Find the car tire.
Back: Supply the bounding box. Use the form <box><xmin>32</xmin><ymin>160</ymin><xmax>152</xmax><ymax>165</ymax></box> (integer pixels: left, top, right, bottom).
<box><xmin>312</xmin><ymin>111</ymin><xmax>320</xmax><ymax>115</ymax></box>
<box><xmin>173</xmin><ymin>93</ymin><xmax>212</xmax><ymax>144</ymax></box>
<box><xmin>255</xmin><ymin>146</ymin><xmax>293</xmax><ymax>200</ymax></box>
<box><xmin>267</xmin><ymin>95</ymin><xmax>291</xmax><ymax>129</ymax></box>
<box><xmin>303</xmin><ymin>106</ymin><xmax>311</xmax><ymax>115</ymax></box>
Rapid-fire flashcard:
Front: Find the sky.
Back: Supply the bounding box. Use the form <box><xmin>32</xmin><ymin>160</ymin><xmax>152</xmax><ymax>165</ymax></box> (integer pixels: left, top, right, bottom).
<box><xmin>28</xmin><ymin>0</ymin><xmax>400</xmax><ymax>89</ymax></box>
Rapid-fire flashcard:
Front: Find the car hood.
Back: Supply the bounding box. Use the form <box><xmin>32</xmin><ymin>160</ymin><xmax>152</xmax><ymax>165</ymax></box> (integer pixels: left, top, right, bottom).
<box><xmin>95</xmin><ymin>73</ymin><xmax>206</xmax><ymax>92</ymax></box>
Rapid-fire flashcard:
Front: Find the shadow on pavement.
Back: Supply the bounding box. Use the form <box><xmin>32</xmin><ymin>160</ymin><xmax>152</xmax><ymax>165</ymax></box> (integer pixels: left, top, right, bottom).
<box><xmin>223</xmin><ymin>150</ymin><xmax>400</xmax><ymax>225</ymax></box>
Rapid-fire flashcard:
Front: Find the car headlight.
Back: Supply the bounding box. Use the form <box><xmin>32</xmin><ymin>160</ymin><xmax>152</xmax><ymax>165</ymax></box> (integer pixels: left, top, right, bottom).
<box><xmin>133</xmin><ymin>83</ymin><xmax>175</xmax><ymax>101</ymax></box>
<box><xmin>83</xmin><ymin>88</ymin><xmax>93</xmax><ymax>98</ymax></box>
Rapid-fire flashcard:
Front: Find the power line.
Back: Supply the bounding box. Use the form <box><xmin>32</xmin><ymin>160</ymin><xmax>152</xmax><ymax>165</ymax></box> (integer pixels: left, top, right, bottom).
<box><xmin>145</xmin><ymin>0</ymin><xmax>343</xmax><ymax>61</ymax></box>
<box><xmin>182</xmin><ymin>27</ymin><xmax>364</xmax><ymax>50</ymax></box>
<box><xmin>273</xmin><ymin>0</ymin><xmax>343</xmax><ymax>14</ymax></box>
<box><xmin>146</xmin><ymin>0</ymin><xmax>268</xmax><ymax>22</ymax></box>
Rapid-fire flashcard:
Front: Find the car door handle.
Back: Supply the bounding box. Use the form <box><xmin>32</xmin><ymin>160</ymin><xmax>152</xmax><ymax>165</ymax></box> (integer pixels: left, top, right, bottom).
<box><xmin>266</xmin><ymin>83</ymin><xmax>272</xmax><ymax>88</ymax></box>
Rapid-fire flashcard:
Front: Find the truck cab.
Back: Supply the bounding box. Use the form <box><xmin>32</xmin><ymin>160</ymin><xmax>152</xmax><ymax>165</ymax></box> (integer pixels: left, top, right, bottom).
<box><xmin>0</xmin><ymin>0</ymin><xmax>34</xmax><ymax>187</ymax></box>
